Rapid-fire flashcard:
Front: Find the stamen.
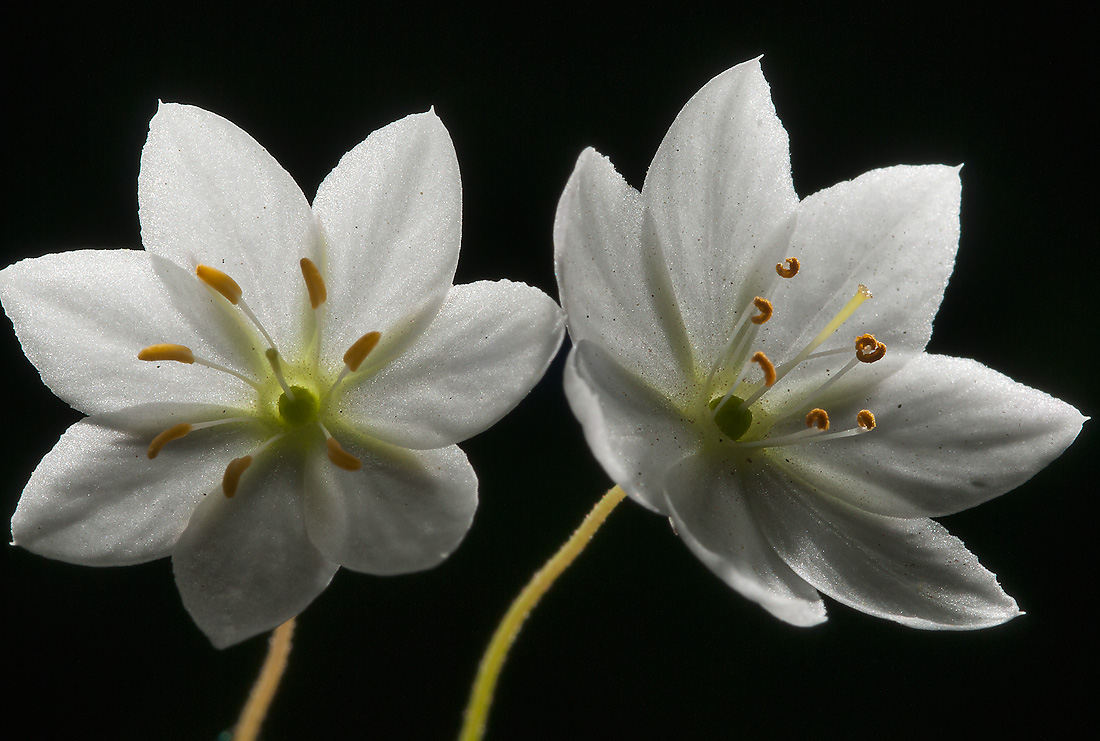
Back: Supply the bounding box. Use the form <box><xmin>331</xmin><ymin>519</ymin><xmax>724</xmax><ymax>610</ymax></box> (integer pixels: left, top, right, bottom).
<box><xmin>138</xmin><ymin>344</ymin><xmax>195</xmax><ymax>364</ymax></box>
<box><xmin>750</xmin><ymin>297</ymin><xmax>773</xmax><ymax>325</ymax></box>
<box><xmin>326</xmin><ymin>438</ymin><xmax>362</xmax><ymax>471</ymax></box>
<box><xmin>265</xmin><ymin>348</ymin><xmax>295</xmax><ymax>400</ymax></box>
<box><xmin>857</xmin><ymin>409</ymin><xmax>876</xmax><ymax>430</ymax></box>
<box><xmin>805</xmin><ymin>408</ymin><xmax>830</xmax><ymax>431</ymax></box>
<box><xmin>147</xmin><ymin>423</ymin><xmax>192</xmax><ymax>458</ymax></box>
<box><xmin>855</xmin><ymin>333</ymin><xmax>887</xmax><ymax>363</ymax></box>
<box><xmin>222</xmin><ymin>456</ymin><xmax>253</xmax><ymax>498</ymax></box>
<box><xmin>196</xmin><ymin>265</ymin><xmax>243</xmax><ymax>305</ymax></box>
<box><xmin>300</xmin><ymin>258</ymin><xmax>327</xmax><ymax>310</ymax></box>
<box><xmin>751</xmin><ymin>351</ymin><xmax>776</xmax><ymax>386</ymax></box>
<box><xmin>776</xmin><ymin>257</ymin><xmax>800</xmax><ymax>279</ymax></box>
<box><xmin>770</xmin><ymin>284</ymin><xmax>874</xmax><ymax>388</ymax></box>
<box><xmin>343</xmin><ymin>331</ymin><xmax>382</xmax><ymax>372</ymax></box>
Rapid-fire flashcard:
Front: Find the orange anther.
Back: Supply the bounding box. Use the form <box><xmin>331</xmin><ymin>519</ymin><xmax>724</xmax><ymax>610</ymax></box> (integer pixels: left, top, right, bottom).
<box><xmin>222</xmin><ymin>456</ymin><xmax>253</xmax><ymax>498</ymax></box>
<box><xmin>326</xmin><ymin>437</ymin><xmax>362</xmax><ymax>471</ymax></box>
<box><xmin>805</xmin><ymin>408</ymin><xmax>830</xmax><ymax>430</ymax></box>
<box><xmin>855</xmin><ymin>333</ymin><xmax>886</xmax><ymax>363</ymax></box>
<box><xmin>857</xmin><ymin>409</ymin><xmax>877</xmax><ymax>430</ymax></box>
<box><xmin>299</xmin><ymin>258</ymin><xmax>327</xmax><ymax>309</ymax></box>
<box><xmin>751</xmin><ymin>351</ymin><xmax>776</xmax><ymax>386</ymax></box>
<box><xmin>196</xmin><ymin>264</ymin><xmax>243</xmax><ymax>305</ymax></box>
<box><xmin>138</xmin><ymin>343</ymin><xmax>195</xmax><ymax>364</ymax></box>
<box><xmin>343</xmin><ymin>331</ymin><xmax>382</xmax><ymax>372</ymax></box>
<box><xmin>147</xmin><ymin>423</ymin><xmax>193</xmax><ymax>459</ymax></box>
<box><xmin>750</xmin><ymin>297</ymin><xmax>774</xmax><ymax>325</ymax></box>
<box><xmin>776</xmin><ymin>257</ymin><xmax>800</xmax><ymax>279</ymax></box>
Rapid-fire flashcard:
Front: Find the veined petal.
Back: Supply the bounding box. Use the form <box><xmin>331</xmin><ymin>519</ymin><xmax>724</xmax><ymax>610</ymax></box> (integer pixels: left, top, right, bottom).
<box><xmin>554</xmin><ymin>148</ymin><xmax>694</xmax><ymax>398</ymax></box>
<box><xmin>750</xmin><ymin>465</ymin><xmax>1021</xmax><ymax>629</ymax></box>
<box><xmin>663</xmin><ymin>454</ymin><xmax>826</xmax><ymax>626</ymax></box>
<box><xmin>0</xmin><ymin>249</ymin><xmax>255</xmax><ymax>414</ymax></box>
<box><xmin>314</xmin><ymin>110</ymin><xmax>462</xmax><ymax>368</ymax></box>
<box><xmin>641</xmin><ymin>58</ymin><xmax>798</xmax><ymax>365</ymax></box>
<box><xmin>11</xmin><ymin>404</ymin><xmax>265</xmax><ymax>566</ymax></box>
<box><xmin>138</xmin><ymin>102</ymin><xmax>323</xmax><ymax>356</ymax></box>
<box><xmin>335</xmin><ymin>280</ymin><xmax>563</xmax><ymax>449</ymax></box>
<box><xmin>304</xmin><ymin>438</ymin><xmax>476</xmax><ymax>575</ymax></box>
<box><xmin>773</xmin><ymin>353</ymin><xmax>1087</xmax><ymax>518</ymax></box>
<box><xmin>173</xmin><ymin>446</ymin><xmax>338</xmax><ymax>648</ymax></box>
<box><xmin>564</xmin><ymin>340</ymin><xmax>701</xmax><ymax>514</ymax></box>
<box><xmin>762</xmin><ymin>165</ymin><xmax>961</xmax><ymax>360</ymax></box>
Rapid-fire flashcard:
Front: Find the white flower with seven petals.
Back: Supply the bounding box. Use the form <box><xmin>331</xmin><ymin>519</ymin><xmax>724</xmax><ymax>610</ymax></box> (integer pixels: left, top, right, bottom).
<box><xmin>554</xmin><ymin>59</ymin><xmax>1084</xmax><ymax>629</ymax></box>
<box><xmin>1</xmin><ymin>104</ymin><xmax>564</xmax><ymax>647</ymax></box>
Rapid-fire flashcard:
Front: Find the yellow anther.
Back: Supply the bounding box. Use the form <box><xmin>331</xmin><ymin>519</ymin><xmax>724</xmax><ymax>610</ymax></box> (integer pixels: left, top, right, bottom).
<box><xmin>343</xmin><ymin>331</ymin><xmax>382</xmax><ymax>372</ymax></box>
<box><xmin>750</xmin><ymin>297</ymin><xmax>774</xmax><ymax>325</ymax></box>
<box><xmin>299</xmin><ymin>257</ymin><xmax>327</xmax><ymax>309</ymax></box>
<box><xmin>196</xmin><ymin>264</ymin><xmax>243</xmax><ymax>305</ymax></box>
<box><xmin>857</xmin><ymin>409</ymin><xmax>877</xmax><ymax>430</ymax></box>
<box><xmin>147</xmin><ymin>423</ymin><xmax>193</xmax><ymax>459</ymax></box>
<box><xmin>751</xmin><ymin>351</ymin><xmax>777</xmax><ymax>386</ymax></box>
<box><xmin>805</xmin><ymin>408</ymin><xmax>830</xmax><ymax>430</ymax></box>
<box><xmin>138</xmin><ymin>343</ymin><xmax>195</xmax><ymax>364</ymax></box>
<box><xmin>222</xmin><ymin>456</ymin><xmax>253</xmax><ymax>498</ymax></box>
<box><xmin>855</xmin><ymin>333</ymin><xmax>887</xmax><ymax>363</ymax></box>
<box><xmin>326</xmin><ymin>437</ymin><xmax>362</xmax><ymax>471</ymax></box>
<box><xmin>776</xmin><ymin>257</ymin><xmax>800</xmax><ymax>279</ymax></box>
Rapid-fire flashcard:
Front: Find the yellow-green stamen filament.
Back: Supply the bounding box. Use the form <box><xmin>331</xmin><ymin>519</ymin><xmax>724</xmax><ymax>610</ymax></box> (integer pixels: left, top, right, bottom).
<box><xmin>138</xmin><ymin>343</ymin><xmax>260</xmax><ymax>388</ymax></box>
<box><xmin>265</xmin><ymin>348</ymin><xmax>295</xmax><ymax>401</ymax></box>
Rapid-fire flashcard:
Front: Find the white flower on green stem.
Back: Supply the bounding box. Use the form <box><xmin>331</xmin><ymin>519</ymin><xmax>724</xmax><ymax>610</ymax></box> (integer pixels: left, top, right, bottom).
<box><xmin>554</xmin><ymin>59</ymin><xmax>1084</xmax><ymax>628</ymax></box>
<box><xmin>1</xmin><ymin>103</ymin><xmax>564</xmax><ymax>647</ymax></box>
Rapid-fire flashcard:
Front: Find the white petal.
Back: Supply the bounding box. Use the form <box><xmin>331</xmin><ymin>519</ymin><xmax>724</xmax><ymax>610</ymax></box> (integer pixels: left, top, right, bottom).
<box><xmin>313</xmin><ymin>110</ymin><xmax>462</xmax><ymax>369</ymax></box>
<box><xmin>774</xmin><ymin>353</ymin><xmax>1087</xmax><ymax>517</ymax></box>
<box><xmin>0</xmin><ymin>249</ymin><xmax>254</xmax><ymax>414</ymax></box>
<box><xmin>304</xmin><ymin>438</ymin><xmax>476</xmax><ymax>574</ymax></box>
<box><xmin>663</xmin><ymin>454</ymin><xmax>826</xmax><ymax>626</ymax></box>
<box><xmin>641</xmin><ymin>58</ymin><xmax>799</xmax><ymax>365</ymax></box>
<box><xmin>172</xmin><ymin>447</ymin><xmax>338</xmax><ymax>648</ymax></box>
<box><xmin>11</xmin><ymin>404</ymin><xmax>264</xmax><ymax>566</ymax></box>
<box><xmin>563</xmin><ymin>340</ymin><xmax>701</xmax><ymax>513</ymax></box>
<box><xmin>334</xmin><ymin>280</ymin><xmax>563</xmax><ymax>449</ymax></box>
<box><xmin>554</xmin><ymin>148</ymin><xmax>694</xmax><ymax>399</ymax></box>
<box><xmin>761</xmin><ymin>165</ymin><xmax>961</xmax><ymax>361</ymax></box>
<box><xmin>138</xmin><ymin>102</ymin><xmax>323</xmax><ymax>356</ymax></box>
<box><xmin>749</xmin><ymin>464</ymin><xmax>1021</xmax><ymax>629</ymax></box>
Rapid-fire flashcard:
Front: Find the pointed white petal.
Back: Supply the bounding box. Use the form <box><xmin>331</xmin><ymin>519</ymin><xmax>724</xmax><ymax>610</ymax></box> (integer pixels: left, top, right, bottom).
<box><xmin>775</xmin><ymin>353</ymin><xmax>1087</xmax><ymax>517</ymax></box>
<box><xmin>563</xmin><ymin>340</ymin><xmax>701</xmax><ymax>513</ymax></box>
<box><xmin>761</xmin><ymin>165</ymin><xmax>961</xmax><ymax>361</ymax></box>
<box><xmin>138</xmin><ymin>102</ymin><xmax>323</xmax><ymax>356</ymax></box>
<box><xmin>11</xmin><ymin>404</ymin><xmax>265</xmax><ymax>565</ymax></box>
<box><xmin>554</xmin><ymin>148</ymin><xmax>694</xmax><ymax>398</ymax></box>
<box><xmin>313</xmin><ymin>110</ymin><xmax>462</xmax><ymax>369</ymax></box>
<box><xmin>642</xmin><ymin>58</ymin><xmax>799</xmax><ymax>364</ymax></box>
<box><xmin>664</xmin><ymin>454</ymin><xmax>826</xmax><ymax>626</ymax></box>
<box><xmin>334</xmin><ymin>280</ymin><xmax>563</xmax><ymax>448</ymax></box>
<box><xmin>304</xmin><ymin>438</ymin><xmax>476</xmax><ymax>574</ymax></box>
<box><xmin>0</xmin><ymin>249</ymin><xmax>254</xmax><ymax>414</ymax></box>
<box><xmin>750</xmin><ymin>465</ymin><xmax>1021</xmax><ymax>629</ymax></box>
<box><xmin>172</xmin><ymin>447</ymin><xmax>338</xmax><ymax>648</ymax></box>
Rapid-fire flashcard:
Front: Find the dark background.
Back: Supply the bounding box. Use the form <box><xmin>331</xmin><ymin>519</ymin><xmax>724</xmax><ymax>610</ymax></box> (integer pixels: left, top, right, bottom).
<box><xmin>2</xmin><ymin>3</ymin><xmax>1093</xmax><ymax>739</ymax></box>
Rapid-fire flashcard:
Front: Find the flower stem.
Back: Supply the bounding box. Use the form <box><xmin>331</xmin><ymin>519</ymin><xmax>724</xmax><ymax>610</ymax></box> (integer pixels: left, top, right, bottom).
<box><xmin>233</xmin><ymin>617</ymin><xmax>296</xmax><ymax>741</ymax></box>
<box><xmin>458</xmin><ymin>485</ymin><xmax>628</xmax><ymax>741</ymax></box>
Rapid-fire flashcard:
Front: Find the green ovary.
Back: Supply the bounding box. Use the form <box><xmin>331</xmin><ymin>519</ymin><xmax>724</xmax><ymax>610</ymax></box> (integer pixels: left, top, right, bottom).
<box><xmin>708</xmin><ymin>395</ymin><xmax>753</xmax><ymax>441</ymax></box>
<box><xmin>277</xmin><ymin>385</ymin><xmax>319</xmax><ymax>427</ymax></box>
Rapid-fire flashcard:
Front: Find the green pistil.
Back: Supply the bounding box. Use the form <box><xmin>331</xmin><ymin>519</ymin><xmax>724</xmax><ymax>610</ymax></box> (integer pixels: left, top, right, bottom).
<box><xmin>709</xmin><ymin>395</ymin><xmax>753</xmax><ymax>441</ymax></box>
<box><xmin>278</xmin><ymin>385</ymin><xmax>319</xmax><ymax>427</ymax></box>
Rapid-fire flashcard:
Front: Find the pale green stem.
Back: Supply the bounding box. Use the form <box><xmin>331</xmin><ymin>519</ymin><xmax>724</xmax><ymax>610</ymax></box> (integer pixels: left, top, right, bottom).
<box><xmin>458</xmin><ymin>485</ymin><xmax>629</xmax><ymax>741</ymax></box>
<box><xmin>233</xmin><ymin>618</ymin><xmax>296</xmax><ymax>741</ymax></box>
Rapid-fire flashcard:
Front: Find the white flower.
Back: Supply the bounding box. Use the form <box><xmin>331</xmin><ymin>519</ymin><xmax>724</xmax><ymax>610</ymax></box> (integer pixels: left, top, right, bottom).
<box><xmin>1</xmin><ymin>103</ymin><xmax>563</xmax><ymax>647</ymax></box>
<box><xmin>554</xmin><ymin>59</ymin><xmax>1085</xmax><ymax>629</ymax></box>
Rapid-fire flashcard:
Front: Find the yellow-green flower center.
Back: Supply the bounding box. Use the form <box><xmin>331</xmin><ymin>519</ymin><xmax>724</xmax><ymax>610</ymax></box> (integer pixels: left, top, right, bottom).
<box><xmin>277</xmin><ymin>385</ymin><xmax>319</xmax><ymax>428</ymax></box>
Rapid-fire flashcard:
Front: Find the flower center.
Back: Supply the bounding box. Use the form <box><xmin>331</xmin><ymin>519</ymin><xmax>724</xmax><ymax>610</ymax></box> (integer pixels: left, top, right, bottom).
<box><xmin>136</xmin><ymin>257</ymin><xmax>386</xmax><ymax>495</ymax></box>
<box><xmin>705</xmin><ymin>257</ymin><xmax>881</xmax><ymax>448</ymax></box>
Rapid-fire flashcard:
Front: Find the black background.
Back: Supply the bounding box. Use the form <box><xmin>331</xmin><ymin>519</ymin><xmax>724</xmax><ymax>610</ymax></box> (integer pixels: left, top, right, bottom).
<box><xmin>1</xmin><ymin>3</ymin><xmax>1094</xmax><ymax>739</ymax></box>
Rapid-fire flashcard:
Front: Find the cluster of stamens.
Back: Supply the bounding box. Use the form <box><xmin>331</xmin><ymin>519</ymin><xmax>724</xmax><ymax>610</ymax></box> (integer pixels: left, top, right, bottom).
<box><xmin>138</xmin><ymin>258</ymin><xmax>382</xmax><ymax>498</ymax></box>
<box><xmin>706</xmin><ymin>256</ymin><xmax>882</xmax><ymax>449</ymax></box>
